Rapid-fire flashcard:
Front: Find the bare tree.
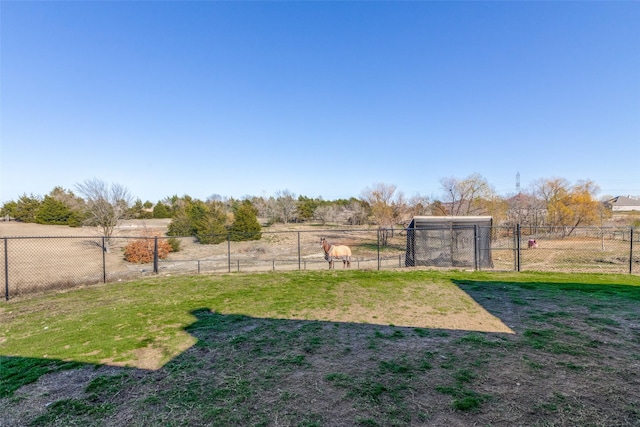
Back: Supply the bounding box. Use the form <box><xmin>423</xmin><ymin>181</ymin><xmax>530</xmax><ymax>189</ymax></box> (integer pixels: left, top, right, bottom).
<box><xmin>313</xmin><ymin>204</ymin><xmax>338</xmax><ymax>225</ymax></box>
<box><xmin>75</xmin><ymin>178</ymin><xmax>133</xmax><ymax>249</ymax></box>
<box><xmin>274</xmin><ymin>189</ymin><xmax>298</xmax><ymax>224</ymax></box>
<box><xmin>360</xmin><ymin>183</ymin><xmax>403</xmax><ymax>245</ymax></box>
<box><xmin>405</xmin><ymin>194</ymin><xmax>431</xmax><ymax>222</ymax></box>
<box><xmin>439</xmin><ymin>173</ymin><xmax>494</xmax><ymax>216</ymax></box>
<box><xmin>346</xmin><ymin>200</ymin><xmax>369</xmax><ymax>225</ymax></box>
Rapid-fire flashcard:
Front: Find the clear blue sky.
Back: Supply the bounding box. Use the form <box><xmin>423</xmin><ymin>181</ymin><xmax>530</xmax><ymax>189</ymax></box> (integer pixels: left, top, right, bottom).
<box><xmin>1</xmin><ymin>1</ymin><xmax>639</xmax><ymax>204</ymax></box>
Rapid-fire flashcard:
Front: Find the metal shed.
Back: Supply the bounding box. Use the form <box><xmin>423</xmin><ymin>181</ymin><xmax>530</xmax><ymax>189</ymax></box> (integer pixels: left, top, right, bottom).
<box><xmin>405</xmin><ymin>216</ymin><xmax>493</xmax><ymax>269</ymax></box>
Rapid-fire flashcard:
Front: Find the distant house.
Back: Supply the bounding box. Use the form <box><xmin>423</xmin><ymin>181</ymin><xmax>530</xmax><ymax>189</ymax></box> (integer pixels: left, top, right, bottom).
<box><xmin>606</xmin><ymin>196</ymin><xmax>640</xmax><ymax>212</ymax></box>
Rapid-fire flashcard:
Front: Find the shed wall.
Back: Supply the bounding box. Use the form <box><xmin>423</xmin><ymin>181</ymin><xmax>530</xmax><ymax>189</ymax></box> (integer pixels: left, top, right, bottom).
<box><xmin>405</xmin><ymin>216</ymin><xmax>493</xmax><ymax>268</ymax></box>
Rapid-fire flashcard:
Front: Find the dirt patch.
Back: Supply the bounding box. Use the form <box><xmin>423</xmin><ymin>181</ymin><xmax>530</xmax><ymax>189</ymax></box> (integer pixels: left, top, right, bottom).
<box><xmin>2</xmin><ymin>277</ymin><xmax>639</xmax><ymax>426</ymax></box>
<box><xmin>0</xmin><ymin>366</ymin><xmax>124</xmax><ymax>426</ymax></box>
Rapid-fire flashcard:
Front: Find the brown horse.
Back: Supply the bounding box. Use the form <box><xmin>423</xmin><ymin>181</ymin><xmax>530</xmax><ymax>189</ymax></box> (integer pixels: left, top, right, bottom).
<box><xmin>321</xmin><ymin>237</ymin><xmax>352</xmax><ymax>269</ymax></box>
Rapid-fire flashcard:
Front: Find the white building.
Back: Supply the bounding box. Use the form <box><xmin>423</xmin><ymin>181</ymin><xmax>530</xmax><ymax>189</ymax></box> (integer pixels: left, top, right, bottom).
<box><xmin>606</xmin><ymin>196</ymin><xmax>640</xmax><ymax>212</ymax></box>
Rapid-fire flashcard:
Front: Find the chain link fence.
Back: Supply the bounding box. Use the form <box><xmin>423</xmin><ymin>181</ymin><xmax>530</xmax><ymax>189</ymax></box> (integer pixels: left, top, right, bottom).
<box><xmin>1</xmin><ymin>226</ymin><xmax>638</xmax><ymax>299</ymax></box>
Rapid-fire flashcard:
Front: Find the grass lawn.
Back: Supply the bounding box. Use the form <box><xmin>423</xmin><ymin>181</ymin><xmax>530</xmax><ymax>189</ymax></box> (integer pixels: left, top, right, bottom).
<box><xmin>1</xmin><ymin>270</ymin><xmax>639</xmax><ymax>426</ymax></box>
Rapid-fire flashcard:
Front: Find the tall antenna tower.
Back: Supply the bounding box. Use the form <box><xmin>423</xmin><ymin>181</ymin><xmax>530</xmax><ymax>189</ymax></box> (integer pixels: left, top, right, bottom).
<box><xmin>516</xmin><ymin>172</ymin><xmax>521</xmax><ymax>194</ymax></box>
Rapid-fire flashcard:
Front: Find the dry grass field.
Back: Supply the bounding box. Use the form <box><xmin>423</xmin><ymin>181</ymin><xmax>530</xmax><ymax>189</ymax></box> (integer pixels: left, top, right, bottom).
<box><xmin>0</xmin><ymin>220</ymin><xmax>391</xmax><ymax>298</ymax></box>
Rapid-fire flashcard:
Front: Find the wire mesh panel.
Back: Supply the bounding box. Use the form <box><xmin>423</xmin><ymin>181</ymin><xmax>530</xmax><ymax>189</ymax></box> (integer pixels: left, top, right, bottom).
<box><xmin>152</xmin><ymin>229</ymin><xmax>384</xmax><ymax>274</ymax></box>
<box><xmin>0</xmin><ymin>239</ymin><xmax>6</xmax><ymax>300</ymax></box>
<box><xmin>519</xmin><ymin>227</ymin><xmax>635</xmax><ymax>274</ymax></box>
<box><xmin>2</xmin><ymin>236</ymin><xmax>105</xmax><ymax>298</ymax></box>
<box><xmin>1</xmin><ymin>224</ymin><xmax>638</xmax><ymax>299</ymax></box>
<box><xmin>405</xmin><ymin>226</ymin><xmax>493</xmax><ymax>269</ymax></box>
<box><xmin>634</xmin><ymin>228</ymin><xmax>640</xmax><ymax>275</ymax></box>
<box><xmin>491</xmin><ymin>226</ymin><xmax>518</xmax><ymax>271</ymax></box>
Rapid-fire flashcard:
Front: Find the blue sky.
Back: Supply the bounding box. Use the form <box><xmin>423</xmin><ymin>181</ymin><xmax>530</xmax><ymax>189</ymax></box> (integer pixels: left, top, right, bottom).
<box><xmin>1</xmin><ymin>1</ymin><xmax>639</xmax><ymax>204</ymax></box>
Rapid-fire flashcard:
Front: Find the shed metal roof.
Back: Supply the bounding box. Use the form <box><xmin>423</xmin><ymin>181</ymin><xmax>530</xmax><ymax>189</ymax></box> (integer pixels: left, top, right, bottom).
<box><xmin>409</xmin><ymin>216</ymin><xmax>493</xmax><ymax>227</ymax></box>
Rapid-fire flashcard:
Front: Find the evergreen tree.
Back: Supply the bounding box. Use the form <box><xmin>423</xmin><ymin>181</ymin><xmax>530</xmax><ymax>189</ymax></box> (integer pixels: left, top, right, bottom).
<box><xmin>230</xmin><ymin>200</ymin><xmax>262</xmax><ymax>241</ymax></box>
<box><xmin>193</xmin><ymin>201</ymin><xmax>227</xmax><ymax>244</ymax></box>
<box><xmin>166</xmin><ymin>199</ymin><xmax>228</xmax><ymax>244</ymax></box>
<box><xmin>296</xmin><ymin>196</ymin><xmax>322</xmax><ymax>222</ymax></box>
<box><xmin>36</xmin><ymin>195</ymin><xmax>82</xmax><ymax>226</ymax></box>
<box><xmin>166</xmin><ymin>208</ymin><xmax>193</xmax><ymax>236</ymax></box>
<box><xmin>0</xmin><ymin>201</ymin><xmax>18</xmax><ymax>219</ymax></box>
<box><xmin>13</xmin><ymin>194</ymin><xmax>41</xmax><ymax>223</ymax></box>
<box><xmin>153</xmin><ymin>202</ymin><xmax>172</xmax><ymax>218</ymax></box>
<box><xmin>129</xmin><ymin>199</ymin><xmax>146</xmax><ymax>219</ymax></box>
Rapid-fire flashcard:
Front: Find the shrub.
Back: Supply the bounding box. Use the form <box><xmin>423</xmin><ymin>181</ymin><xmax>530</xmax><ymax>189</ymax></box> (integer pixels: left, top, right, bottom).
<box><xmin>167</xmin><ymin>237</ymin><xmax>181</xmax><ymax>252</ymax></box>
<box><xmin>124</xmin><ymin>235</ymin><xmax>172</xmax><ymax>264</ymax></box>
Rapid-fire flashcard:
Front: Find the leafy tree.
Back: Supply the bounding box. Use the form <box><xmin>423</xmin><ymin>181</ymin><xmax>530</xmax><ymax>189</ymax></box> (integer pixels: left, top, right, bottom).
<box><xmin>192</xmin><ymin>201</ymin><xmax>227</xmax><ymax>244</ymax></box>
<box><xmin>12</xmin><ymin>194</ymin><xmax>42</xmax><ymax>223</ymax></box>
<box><xmin>535</xmin><ymin>177</ymin><xmax>571</xmax><ymax>229</ymax></box>
<box><xmin>129</xmin><ymin>199</ymin><xmax>146</xmax><ymax>219</ymax></box>
<box><xmin>478</xmin><ymin>194</ymin><xmax>509</xmax><ymax>225</ymax></box>
<box><xmin>566</xmin><ymin>180</ymin><xmax>601</xmax><ymax>231</ymax></box>
<box><xmin>48</xmin><ymin>187</ymin><xmax>85</xmax><ymax>213</ymax></box>
<box><xmin>36</xmin><ymin>195</ymin><xmax>82</xmax><ymax>226</ymax></box>
<box><xmin>166</xmin><ymin>198</ymin><xmax>228</xmax><ymax>244</ymax></box>
<box><xmin>296</xmin><ymin>196</ymin><xmax>323</xmax><ymax>222</ymax></box>
<box><xmin>534</xmin><ymin>178</ymin><xmax>602</xmax><ymax>235</ymax></box>
<box><xmin>0</xmin><ymin>201</ymin><xmax>18</xmax><ymax>220</ymax></box>
<box><xmin>230</xmin><ymin>200</ymin><xmax>262</xmax><ymax>241</ymax></box>
<box><xmin>166</xmin><ymin>208</ymin><xmax>194</xmax><ymax>236</ymax></box>
<box><xmin>162</xmin><ymin>194</ymin><xmax>192</xmax><ymax>216</ymax></box>
<box><xmin>152</xmin><ymin>202</ymin><xmax>172</xmax><ymax>219</ymax></box>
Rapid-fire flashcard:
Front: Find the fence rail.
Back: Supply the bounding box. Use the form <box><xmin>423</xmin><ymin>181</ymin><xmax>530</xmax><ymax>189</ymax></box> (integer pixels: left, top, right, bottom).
<box><xmin>1</xmin><ymin>225</ymin><xmax>638</xmax><ymax>300</ymax></box>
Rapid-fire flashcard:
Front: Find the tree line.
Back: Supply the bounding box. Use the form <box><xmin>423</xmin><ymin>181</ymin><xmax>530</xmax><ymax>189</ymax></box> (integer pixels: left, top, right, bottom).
<box><xmin>1</xmin><ymin>174</ymin><xmax>634</xmax><ymax>242</ymax></box>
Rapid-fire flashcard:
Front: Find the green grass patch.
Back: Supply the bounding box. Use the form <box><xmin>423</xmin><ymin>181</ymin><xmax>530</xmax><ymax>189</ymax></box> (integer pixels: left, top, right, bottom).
<box><xmin>0</xmin><ymin>357</ymin><xmax>83</xmax><ymax>398</ymax></box>
<box><xmin>1</xmin><ymin>269</ymin><xmax>639</xmax><ymax>426</ymax></box>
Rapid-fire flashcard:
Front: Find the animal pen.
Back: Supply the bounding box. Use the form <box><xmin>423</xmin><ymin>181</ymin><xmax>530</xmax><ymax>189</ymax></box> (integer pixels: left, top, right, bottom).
<box><xmin>405</xmin><ymin>216</ymin><xmax>494</xmax><ymax>269</ymax></box>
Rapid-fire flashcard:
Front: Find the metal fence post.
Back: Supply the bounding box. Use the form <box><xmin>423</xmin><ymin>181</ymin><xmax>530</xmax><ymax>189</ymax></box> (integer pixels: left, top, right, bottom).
<box><xmin>474</xmin><ymin>225</ymin><xmax>479</xmax><ymax>271</ymax></box>
<box><xmin>377</xmin><ymin>229</ymin><xmax>381</xmax><ymax>270</ymax></box>
<box><xmin>227</xmin><ymin>234</ymin><xmax>231</xmax><ymax>273</ymax></box>
<box><xmin>298</xmin><ymin>231</ymin><xmax>301</xmax><ymax>270</ymax></box>
<box><xmin>630</xmin><ymin>227</ymin><xmax>634</xmax><ymax>275</ymax></box>
<box><xmin>4</xmin><ymin>238</ymin><xmax>9</xmax><ymax>301</ymax></box>
<box><xmin>516</xmin><ymin>224</ymin><xmax>521</xmax><ymax>272</ymax></box>
<box><xmin>153</xmin><ymin>236</ymin><xmax>159</xmax><ymax>274</ymax></box>
<box><xmin>102</xmin><ymin>236</ymin><xmax>106</xmax><ymax>283</ymax></box>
